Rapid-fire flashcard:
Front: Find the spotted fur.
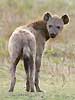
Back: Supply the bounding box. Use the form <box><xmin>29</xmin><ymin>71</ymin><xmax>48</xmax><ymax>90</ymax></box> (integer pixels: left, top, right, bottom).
<box><xmin>8</xmin><ymin>12</ymin><xmax>69</xmax><ymax>92</ymax></box>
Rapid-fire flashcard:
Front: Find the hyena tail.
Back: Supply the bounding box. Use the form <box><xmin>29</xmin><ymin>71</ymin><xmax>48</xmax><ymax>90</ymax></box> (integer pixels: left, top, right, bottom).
<box><xmin>23</xmin><ymin>46</ymin><xmax>35</xmax><ymax>92</ymax></box>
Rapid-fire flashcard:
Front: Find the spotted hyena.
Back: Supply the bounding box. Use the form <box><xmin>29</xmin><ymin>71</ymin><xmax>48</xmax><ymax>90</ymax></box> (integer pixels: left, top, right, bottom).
<box><xmin>8</xmin><ymin>12</ymin><xmax>69</xmax><ymax>92</ymax></box>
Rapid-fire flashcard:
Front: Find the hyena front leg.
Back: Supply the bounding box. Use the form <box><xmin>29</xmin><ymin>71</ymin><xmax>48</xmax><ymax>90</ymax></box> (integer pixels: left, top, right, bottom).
<box><xmin>35</xmin><ymin>55</ymin><xmax>42</xmax><ymax>92</ymax></box>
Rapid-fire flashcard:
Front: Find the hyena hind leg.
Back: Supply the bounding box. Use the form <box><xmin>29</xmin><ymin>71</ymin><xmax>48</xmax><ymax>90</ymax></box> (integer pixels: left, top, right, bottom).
<box><xmin>23</xmin><ymin>56</ymin><xmax>30</xmax><ymax>92</ymax></box>
<box><xmin>29</xmin><ymin>55</ymin><xmax>35</xmax><ymax>92</ymax></box>
<box><xmin>9</xmin><ymin>56</ymin><xmax>20</xmax><ymax>92</ymax></box>
<box><xmin>23</xmin><ymin>47</ymin><xmax>35</xmax><ymax>92</ymax></box>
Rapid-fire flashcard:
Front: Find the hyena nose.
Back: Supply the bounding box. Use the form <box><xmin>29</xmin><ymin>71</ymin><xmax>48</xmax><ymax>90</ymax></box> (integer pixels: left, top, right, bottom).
<box><xmin>50</xmin><ymin>33</ymin><xmax>56</xmax><ymax>38</ymax></box>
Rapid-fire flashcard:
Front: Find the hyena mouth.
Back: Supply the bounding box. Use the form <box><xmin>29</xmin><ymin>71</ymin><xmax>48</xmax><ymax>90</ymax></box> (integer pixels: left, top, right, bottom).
<box><xmin>50</xmin><ymin>34</ymin><xmax>57</xmax><ymax>38</ymax></box>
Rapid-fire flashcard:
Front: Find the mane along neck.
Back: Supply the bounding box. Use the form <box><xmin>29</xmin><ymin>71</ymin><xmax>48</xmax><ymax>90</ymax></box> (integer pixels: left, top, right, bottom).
<box><xmin>28</xmin><ymin>20</ymin><xmax>50</xmax><ymax>40</ymax></box>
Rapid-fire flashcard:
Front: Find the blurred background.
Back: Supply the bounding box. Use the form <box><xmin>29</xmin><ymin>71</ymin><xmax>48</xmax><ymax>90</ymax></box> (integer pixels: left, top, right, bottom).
<box><xmin>0</xmin><ymin>0</ymin><xmax>75</xmax><ymax>100</ymax></box>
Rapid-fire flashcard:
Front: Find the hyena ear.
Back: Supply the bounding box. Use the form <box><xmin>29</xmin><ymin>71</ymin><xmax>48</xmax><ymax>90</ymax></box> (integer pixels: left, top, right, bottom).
<box><xmin>61</xmin><ymin>15</ymin><xmax>69</xmax><ymax>24</ymax></box>
<box><xmin>43</xmin><ymin>12</ymin><xmax>52</xmax><ymax>22</ymax></box>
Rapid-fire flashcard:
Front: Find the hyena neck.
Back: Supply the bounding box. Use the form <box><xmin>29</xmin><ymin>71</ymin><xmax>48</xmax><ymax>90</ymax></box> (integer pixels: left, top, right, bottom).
<box><xmin>27</xmin><ymin>20</ymin><xmax>50</xmax><ymax>41</ymax></box>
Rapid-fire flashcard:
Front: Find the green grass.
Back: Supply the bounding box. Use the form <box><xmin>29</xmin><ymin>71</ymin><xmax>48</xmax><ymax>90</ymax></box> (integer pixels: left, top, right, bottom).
<box><xmin>0</xmin><ymin>37</ymin><xmax>75</xmax><ymax>100</ymax></box>
<box><xmin>0</xmin><ymin>66</ymin><xmax>75</xmax><ymax>100</ymax></box>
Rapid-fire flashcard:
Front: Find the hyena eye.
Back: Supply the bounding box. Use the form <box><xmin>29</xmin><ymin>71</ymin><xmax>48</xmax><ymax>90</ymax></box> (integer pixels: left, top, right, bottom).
<box><xmin>49</xmin><ymin>25</ymin><xmax>52</xmax><ymax>28</ymax></box>
<box><xmin>56</xmin><ymin>26</ymin><xmax>60</xmax><ymax>29</ymax></box>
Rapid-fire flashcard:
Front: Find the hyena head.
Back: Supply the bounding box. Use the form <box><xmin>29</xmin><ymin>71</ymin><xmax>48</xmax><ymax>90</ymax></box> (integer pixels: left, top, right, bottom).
<box><xmin>43</xmin><ymin>12</ymin><xmax>69</xmax><ymax>38</ymax></box>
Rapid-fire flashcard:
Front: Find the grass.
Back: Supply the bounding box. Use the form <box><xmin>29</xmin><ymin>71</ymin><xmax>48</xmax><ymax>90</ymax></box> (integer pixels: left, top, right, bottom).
<box><xmin>0</xmin><ymin>0</ymin><xmax>75</xmax><ymax>100</ymax></box>
<box><xmin>0</xmin><ymin>37</ymin><xmax>75</xmax><ymax>100</ymax></box>
<box><xmin>0</xmin><ymin>65</ymin><xmax>75</xmax><ymax>100</ymax></box>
